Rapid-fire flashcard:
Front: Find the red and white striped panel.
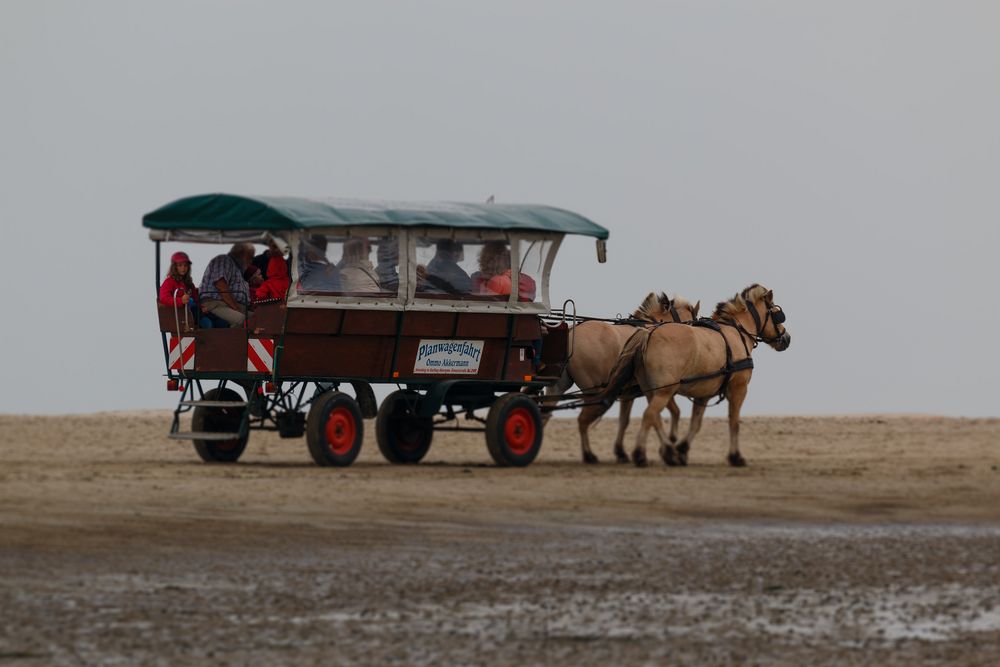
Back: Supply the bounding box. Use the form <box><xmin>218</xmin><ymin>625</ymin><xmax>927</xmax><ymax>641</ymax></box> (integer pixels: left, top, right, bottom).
<box><xmin>248</xmin><ymin>338</ymin><xmax>275</xmax><ymax>373</ymax></box>
<box><xmin>168</xmin><ymin>336</ymin><xmax>195</xmax><ymax>371</ymax></box>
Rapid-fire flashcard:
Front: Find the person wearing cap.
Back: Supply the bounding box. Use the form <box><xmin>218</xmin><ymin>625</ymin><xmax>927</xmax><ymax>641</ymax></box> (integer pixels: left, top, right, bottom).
<box><xmin>159</xmin><ymin>251</ymin><xmax>213</xmax><ymax>328</ymax></box>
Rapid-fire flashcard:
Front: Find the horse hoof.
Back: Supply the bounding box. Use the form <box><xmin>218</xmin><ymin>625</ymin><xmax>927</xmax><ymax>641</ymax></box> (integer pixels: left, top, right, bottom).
<box><xmin>614</xmin><ymin>451</ymin><xmax>630</xmax><ymax>464</ymax></box>
<box><xmin>660</xmin><ymin>445</ymin><xmax>678</xmax><ymax>467</ymax></box>
<box><xmin>727</xmin><ymin>453</ymin><xmax>747</xmax><ymax>467</ymax></box>
<box><xmin>668</xmin><ymin>435</ymin><xmax>677</xmax><ymax>444</ymax></box>
<box><xmin>583</xmin><ymin>452</ymin><xmax>599</xmax><ymax>465</ymax></box>
<box><xmin>632</xmin><ymin>451</ymin><xmax>648</xmax><ymax>467</ymax></box>
<box><xmin>676</xmin><ymin>442</ymin><xmax>689</xmax><ymax>466</ymax></box>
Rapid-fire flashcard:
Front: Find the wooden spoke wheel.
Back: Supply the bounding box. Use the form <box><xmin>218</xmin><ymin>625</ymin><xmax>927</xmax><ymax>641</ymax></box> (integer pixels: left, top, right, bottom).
<box><xmin>192</xmin><ymin>387</ymin><xmax>249</xmax><ymax>463</ymax></box>
<box><xmin>485</xmin><ymin>393</ymin><xmax>543</xmax><ymax>467</ymax></box>
<box><xmin>376</xmin><ymin>390</ymin><xmax>433</xmax><ymax>464</ymax></box>
<box><xmin>306</xmin><ymin>391</ymin><xmax>364</xmax><ymax>467</ymax></box>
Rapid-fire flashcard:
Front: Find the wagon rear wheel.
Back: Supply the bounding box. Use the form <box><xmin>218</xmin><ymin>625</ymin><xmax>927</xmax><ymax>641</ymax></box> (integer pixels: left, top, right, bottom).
<box><xmin>376</xmin><ymin>390</ymin><xmax>433</xmax><ymax>464</ymax></box>
<box><xmin>192</xmin><ymin>387</ymin><xmax>249</xmax><ymax>463</ymax></box>
<box><xmin>306</xmin><ymin>391</ymin><xmax>363</xmax><ymax>467</ymax></box>
<box><xmin>485</xmin><ymin>393</ymin><xmax>543</xmax><ymax>467</ymax></box>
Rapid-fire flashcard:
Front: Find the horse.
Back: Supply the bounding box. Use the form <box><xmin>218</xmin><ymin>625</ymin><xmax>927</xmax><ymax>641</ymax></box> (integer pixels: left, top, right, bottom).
<box><xmin>595</xmin><ymin>284</ymin><xmax>790</xmax><ymax>468</ymax></box>
<box><xmin>544</xmin><ymin>292</ymin><xmax>699</xmax><ymax>464</ymax></box>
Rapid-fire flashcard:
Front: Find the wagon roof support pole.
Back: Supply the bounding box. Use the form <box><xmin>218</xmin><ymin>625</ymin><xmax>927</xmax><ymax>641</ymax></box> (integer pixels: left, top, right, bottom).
<box><xmin>156</xmin><ymin>240</ymin><xmax>172</xmax><ymax>376</ymax></box>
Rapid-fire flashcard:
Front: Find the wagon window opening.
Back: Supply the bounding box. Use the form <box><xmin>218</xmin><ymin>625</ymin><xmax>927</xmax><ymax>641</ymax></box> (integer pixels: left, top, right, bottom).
<box><xmin>297</xmin><ymin>234</ymin><xmax>398</xmax><ymax>298</ymax></box>
<box><xmin>515</xmin><ymin>238</ymin><xmax>548</xmax><ymax>303</ymax></box>
<box><xmin>414</xmin><ymin>237</ymin><xmax>511</xmax><ymax>301</ymax></box>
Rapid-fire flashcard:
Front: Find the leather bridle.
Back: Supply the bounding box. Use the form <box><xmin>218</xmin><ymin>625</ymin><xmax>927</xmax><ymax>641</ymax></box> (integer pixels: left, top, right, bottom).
<box><xmin>739</xmin><ymin>298</ymin><xmax>786</xmax><ymax>347</ymax></box>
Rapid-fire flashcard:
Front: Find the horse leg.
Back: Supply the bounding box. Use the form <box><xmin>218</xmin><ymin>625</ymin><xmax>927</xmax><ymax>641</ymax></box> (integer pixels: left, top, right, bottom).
<box><xmin>613</xmin><ymin>398</ymin><xmax>633</xmax><ymax>464</ymax></box>
<box><xmin>726</xmin><ymin>384</ymin><xmax>749</xmax><ymax>467</ymax></box>
<box><xmin>665</xmin><ymin>396</ymin><xmax>681</xmax><ymax>444</ymax></box>
<box><xmin>675</xmin><ymin>400</ymin><xmax>707</xmax><ymax>466</ymax></box>
<box><xmin>651</xmin><ymin>411</ymin><xmax>678</xmax><ymax>466</ymax></box>
<box><xmin>577</xmin><ymin>402</ymin><xmax>607</xmax><ymax>464</ymax></box>
<box><xmin>634</xmin><ymin>390</ymin><xmax>672</xmax><ymax>467</ymax></box>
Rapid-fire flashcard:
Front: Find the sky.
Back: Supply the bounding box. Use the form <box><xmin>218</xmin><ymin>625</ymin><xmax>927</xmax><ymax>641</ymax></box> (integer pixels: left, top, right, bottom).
<box><xmin>1</xmin><ymin>1</ymin><xmax>997</xmax><ymax>416</ymax></box>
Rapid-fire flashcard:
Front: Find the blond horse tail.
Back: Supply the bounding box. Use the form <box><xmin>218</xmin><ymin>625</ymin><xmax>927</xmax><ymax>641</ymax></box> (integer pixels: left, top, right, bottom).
<box><xmin>595</xmin><ymin>328</ymin><xmax>651</xmax><ymax>408</ymax></box>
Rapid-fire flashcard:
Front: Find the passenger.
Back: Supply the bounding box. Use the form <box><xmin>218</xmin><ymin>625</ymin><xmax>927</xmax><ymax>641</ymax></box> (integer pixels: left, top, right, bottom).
<box><xmin>199</xmin><ymin>243</ymin><xmax>254</xmax><ymax>327</ymax></box>
<box><xmin>375</xmin><ymin>239</ymin><xmax>399</xmax><ymax>294</ymax></box>
<box><xmin>254</xmin><ymin>251</ymin><xmax>291</xmax><ymax>302</ymax></box>
<box><xmin>159</xmin><ymin>251</ymin><xmax>212</xmax><ymax>328</ymax></box>
<box><xmin>298</xmin><ymin>235</ymin><xmax>341</xmax><ymax>292</ymax></box>
<box><xmin>486</xmin><ymin>261</ymin><xmax>537</xmax><ymax>302</ymax></box>
<box><xmin>337</xmin><ymin>238</ymin><xmax>380</xmax><ymax>292</ymax></box>
<box><xmin>244</xmin><ymin>262</ymin><xmax>264</xmax><ymax>291</ymax></box>
<box><xmin>424</xmin><ymin>239</ymin><xmax>472</xmax><ymax>295</ymax></box>
<box><xmin>475</xmin><ymin>242</ymin><xmax>537</xmax><ymax>301</ymax></box>
<box><xmin>471</xmin><ymin>241</ymin><xmax>509</xmax><ymax>294</ymax></box>
<box><xmin>251</xmin><ymin>240</ymin><xmax>289</xmax><ymax>280</ymax></box>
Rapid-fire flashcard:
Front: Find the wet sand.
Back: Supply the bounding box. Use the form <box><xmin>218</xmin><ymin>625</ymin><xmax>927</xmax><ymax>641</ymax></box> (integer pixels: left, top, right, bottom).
<box><xmin>1</xmin><ymin>412</ymin><xmax>999</xmax><ymax>665</ymax></box>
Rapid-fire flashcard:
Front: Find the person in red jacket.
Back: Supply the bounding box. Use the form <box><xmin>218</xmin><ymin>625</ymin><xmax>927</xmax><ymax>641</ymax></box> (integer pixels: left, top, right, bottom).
<box><xmin>254</xmin><ymin>252</ymin><xmax>291</xmax><ymax>302</ymax></box>
<box><xmin>159</xmin><ymin>251</ymin><xmax>213</xmax><ymax>327</ymax></box>
<box><xmin>159</xmin><ymin>251</ymin><xmax>199</xmax><ymax>307</ymax></box>
<box><xmin>475</xmin><ymin>243</ymin><xmax>537</xmax><ymax>302</ymax></box>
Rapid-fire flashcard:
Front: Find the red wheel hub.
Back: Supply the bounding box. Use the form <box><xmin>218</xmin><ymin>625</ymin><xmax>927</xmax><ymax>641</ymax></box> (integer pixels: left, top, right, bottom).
<box><xmin>325</xmin><ymin>407</ymin><xmax>357</xmax><ymax>456</ymax></box>
<box><xmin>503</xmin><ymin>407</ymin><xmax>536</xmax><ymax>455</ymax></box>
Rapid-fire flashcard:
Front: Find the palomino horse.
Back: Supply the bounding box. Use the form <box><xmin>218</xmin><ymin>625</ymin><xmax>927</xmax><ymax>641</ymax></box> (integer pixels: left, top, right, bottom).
<box><xmin>545</xmin><ymin>293</ymin><xmax>699</xmax><ymax>464</ymax></box>
<box><xmin>596</xmin><ymin>284</ymin><xmax>790</xmax><ymax>467</ymax></box>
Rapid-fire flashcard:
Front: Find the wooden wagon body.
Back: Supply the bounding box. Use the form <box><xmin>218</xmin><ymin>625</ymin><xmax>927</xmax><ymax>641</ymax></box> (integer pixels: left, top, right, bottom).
<box><xmin>145</xmin><ymin>194</ymin><xmax>608</xmax><ymax>466</ymax></box>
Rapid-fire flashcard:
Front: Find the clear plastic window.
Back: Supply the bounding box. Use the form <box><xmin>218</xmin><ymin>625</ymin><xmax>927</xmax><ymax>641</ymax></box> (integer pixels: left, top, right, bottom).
<box><xmin>414</xmin><ymin>238</ymin><xmax>511</xmax><ymax>301</ymax></box>
<box><xmin>297</xmin><ymin>234</ymin><xmax>398</xmax><ymax>297</ymax></box>
<box><xmin>515</xmin><ymin>238</ymin><xmax>548</xmax><ymax>303</ymax></box>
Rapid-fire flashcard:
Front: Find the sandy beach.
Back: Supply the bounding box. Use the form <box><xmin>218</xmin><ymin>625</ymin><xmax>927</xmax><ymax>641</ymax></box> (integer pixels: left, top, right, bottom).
<box><xmin>1</xmin><ymin>412</ymin><xmax>998</xmax><ymax>665</ymax></box>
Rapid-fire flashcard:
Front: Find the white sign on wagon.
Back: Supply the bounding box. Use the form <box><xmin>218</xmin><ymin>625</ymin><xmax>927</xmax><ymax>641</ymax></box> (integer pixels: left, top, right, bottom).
<box><xmin>414</xmin><ymin>339</ymin><xmax>484</xmax><ymax>375</ymax></box>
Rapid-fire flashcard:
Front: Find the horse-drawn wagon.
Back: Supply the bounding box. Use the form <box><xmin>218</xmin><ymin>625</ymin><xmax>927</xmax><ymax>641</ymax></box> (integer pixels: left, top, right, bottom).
<box><xmin>145</xmin><ymin>194</ymin><xmax>608</xmax><ymax>467</ymax></box>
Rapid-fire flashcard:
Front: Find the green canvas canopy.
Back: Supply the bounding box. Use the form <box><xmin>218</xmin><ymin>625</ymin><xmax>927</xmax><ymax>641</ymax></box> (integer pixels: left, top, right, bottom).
<box><xmin>143</xmin><ymin>193</ymin><xmax>609</xmax><ymax>240</ymax></box>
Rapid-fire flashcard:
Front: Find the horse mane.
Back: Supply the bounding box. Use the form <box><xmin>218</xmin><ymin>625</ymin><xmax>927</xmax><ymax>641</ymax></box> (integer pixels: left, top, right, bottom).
<box><xmin>631</xmin><ymin>292</ymin><xmax>698</xmax><ymax>322</ymax></box>
<box><xmin>712</xmin><ymin>284</ymin><xmax>770</xmax><ymax>320</ymax></box>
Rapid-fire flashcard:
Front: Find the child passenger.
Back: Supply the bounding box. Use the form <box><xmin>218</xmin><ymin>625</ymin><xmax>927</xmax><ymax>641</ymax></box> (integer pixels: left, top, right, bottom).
<box><xmin>254</xmin><ymin>252</ymin><xmax>291</xmax><ymax>302</ymax></box>
<box><xmin>159</xmin><ymin>251</ymin><xmax>213</xmax><ymax>328</ymax></box>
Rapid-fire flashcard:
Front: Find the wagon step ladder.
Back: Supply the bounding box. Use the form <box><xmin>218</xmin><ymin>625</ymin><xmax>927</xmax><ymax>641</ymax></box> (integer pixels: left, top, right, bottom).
<box><xmin>167</xmin><ymin>380</ymin><xmax>257</xmax><ymax>443</ymax></box>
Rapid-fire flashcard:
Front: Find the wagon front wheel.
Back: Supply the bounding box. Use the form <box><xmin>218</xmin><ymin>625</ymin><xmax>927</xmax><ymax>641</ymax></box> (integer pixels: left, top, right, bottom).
<box><xmin>306</xmin><ymin>391</ymin><xmax>363</xmax><ymax>467</ymax></box>
<box><xmin>376</xmin><ymin>390</ymin><xmax>433</xmax><ymax>464</ymax></box>
<box><xmin>485</xmin><ymin>393</ymin><xmax>543</xmax><ymax>467</ymax></box>
<box><xmin>192</xmin><ymin>387</ymin><xmax>249</xmax><ymax>463</ymax></box>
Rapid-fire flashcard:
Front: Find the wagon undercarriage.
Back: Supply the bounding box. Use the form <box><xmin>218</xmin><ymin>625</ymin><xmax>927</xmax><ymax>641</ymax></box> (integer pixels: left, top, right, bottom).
<box><xmin>168</xmin><ymin>375</ymin><xmax>555</xmax><ymax>467</ymax></box>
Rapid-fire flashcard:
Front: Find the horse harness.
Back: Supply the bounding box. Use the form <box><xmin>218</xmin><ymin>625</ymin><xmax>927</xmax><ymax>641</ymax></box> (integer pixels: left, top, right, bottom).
<box><xmin>678</xmin><ymin>300</ymin><xmax>785</xmax><ymax>402</ymax></box>
<box><xmin>610</xmin><ymin>303</ymin><xmax>689</xmax><ymax>328</ymax></box>
<box><xmin>583</xmin><ymin>300</ymin><xmax>785</xmax><ymax>408</ymax></box>
<box><xmin>682</xmin><ymin>318</ymin><xmax>754</xmax><ymax>403</ymax></box>
<box><xmin>627</xmin><ymin>300</ymin><xmax>784</xmax><ymax>404</ymax></box>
